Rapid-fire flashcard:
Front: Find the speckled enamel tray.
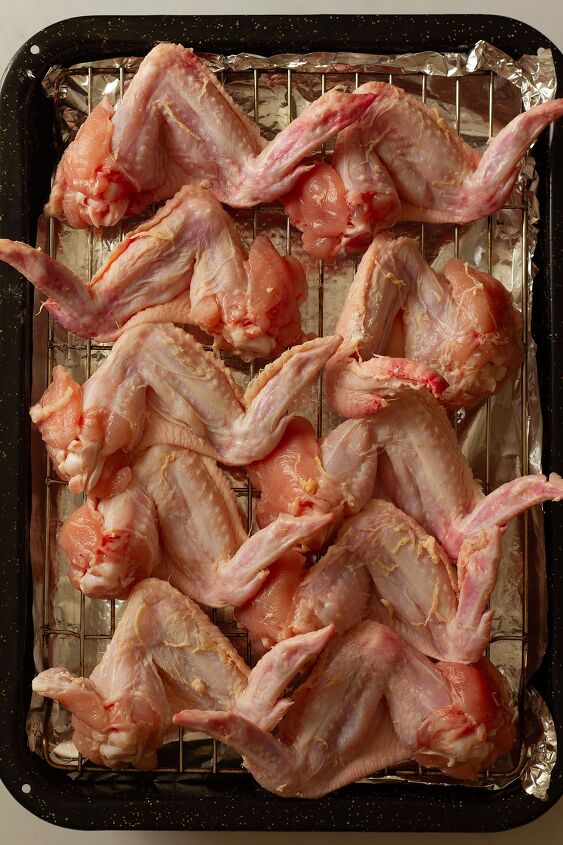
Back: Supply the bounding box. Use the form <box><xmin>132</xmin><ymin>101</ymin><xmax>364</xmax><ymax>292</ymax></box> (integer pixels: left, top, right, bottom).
<box><xmin>0</xmin><ymin>14</ymin><xmax>561</xmax><ymax>831</ymax></box>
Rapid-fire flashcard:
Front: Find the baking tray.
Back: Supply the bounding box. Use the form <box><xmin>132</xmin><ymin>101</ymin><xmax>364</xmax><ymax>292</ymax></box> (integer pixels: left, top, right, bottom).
<box><xmin>0</xmin><ymin>14</ymin><xmax>562</xmax><ymax>832</ymax></box>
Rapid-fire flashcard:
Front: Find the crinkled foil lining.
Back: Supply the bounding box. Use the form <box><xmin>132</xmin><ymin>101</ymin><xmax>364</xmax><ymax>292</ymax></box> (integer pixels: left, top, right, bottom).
<box><xmin>522</xmin><ymin>687</ymin><xmax>558</xmax><ymax>800</ymax></box>
<box><xmin>26</xmin><ymin>41</ymin><xmax>557</xmax><ymax>799</ymax></box>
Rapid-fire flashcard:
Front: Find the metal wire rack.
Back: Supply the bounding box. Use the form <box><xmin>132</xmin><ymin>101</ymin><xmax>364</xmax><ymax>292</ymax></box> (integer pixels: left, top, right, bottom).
<box><xmin>33</xmin><ymin>55</ymin><xmax>533</xmax><ymax>789</ymax></box>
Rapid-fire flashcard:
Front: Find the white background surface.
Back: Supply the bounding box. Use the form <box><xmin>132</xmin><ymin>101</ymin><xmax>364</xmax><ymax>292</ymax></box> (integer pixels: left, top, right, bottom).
<box><xmin>1</xmin><ymin>1</ymin><xmax>562</xmax><ymax>841</ymax></box>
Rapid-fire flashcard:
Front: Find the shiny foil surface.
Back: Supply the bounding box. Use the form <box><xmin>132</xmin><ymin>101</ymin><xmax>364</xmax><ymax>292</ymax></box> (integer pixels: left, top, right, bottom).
<box><xmin>26</xmin><ymin>40</ymin><xmax>558</xmax><ymax>798</ymax></box>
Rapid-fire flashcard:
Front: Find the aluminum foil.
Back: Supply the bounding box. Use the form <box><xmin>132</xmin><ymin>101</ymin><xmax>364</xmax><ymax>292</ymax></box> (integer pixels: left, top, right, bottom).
<box><xmin>522</xmin><ymin>687</ymin><xmax>558</xmax><ymax>800</ymax></box>
<box><xmin>27</xmin><ymin>41</ymin><xmax>558</xmax><ymax>798</ymax></box>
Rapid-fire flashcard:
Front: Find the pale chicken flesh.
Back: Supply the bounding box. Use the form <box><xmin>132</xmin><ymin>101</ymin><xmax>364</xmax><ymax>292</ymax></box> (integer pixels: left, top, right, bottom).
<box><xmin>61</xmin><ymin>444</ymin><xmax>333</xmax><ymax>603</ymax></box>
<box><xmin>236</xmin><ymin>551</ymin><xmax>309</xmax><ymax>659</ymax></box>
<box><xmin>174</xmin><ymin>621</ymin><xmax>515</xmax><ymax>797</ymax></box>
<box><xmin>33</xmin><ymin>580</ymin><xmax>334</xmax><ymax>769</ymax></box>
<box><xmin>325</xmin><ymin>233</ymin><xmax>523</xmax><ymax>412</ymax></box>
<box><xmin>285</xmin><ymin>83</ymin><xmax>563</xmax><ymax>258</ymax></box>
<box><xmin>0</xmin><ymin>186</ymin><xmax>307</xmax><ymax>360</ymax></box>
<box><xmin>30</xmin><ymin>324</ymin><xmax>341</xmax><ymax>493</ymax></box>
<box><xmin>45</xmin><ymin>43</ymin><xmax>376</xmax><ymax>228</ymax></box>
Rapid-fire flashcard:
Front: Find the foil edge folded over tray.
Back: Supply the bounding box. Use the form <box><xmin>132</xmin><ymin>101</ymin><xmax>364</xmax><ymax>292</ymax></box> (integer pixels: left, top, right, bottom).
<box><xmin>26</xmin><ymin>40</ymin><xmax>558</xmax><ymax>799</ymax></box>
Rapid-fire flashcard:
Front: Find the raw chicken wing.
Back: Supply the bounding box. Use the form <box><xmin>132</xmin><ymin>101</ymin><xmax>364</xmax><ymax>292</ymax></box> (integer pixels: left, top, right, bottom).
<box><xmin>32</xmin><ymin>579</ymin><xmax>334</xmax><ymax>769</ymax></box>
<box><xmin>291</xmin><ymin>499</ymin><xmax>502</xmax><ymax>663</ymax></box>
<box><xmin>370</xmin><ymin>390</ymin><xmax>563</xmax><ymax>557</ymax></box>
<box><xmin>247</xmin><ymin>415</ymin><xmax>378</xmax><ymax>547</ymax></box>
<box><xmin>61</xmin><ymin>444</ymin><xmax>333</xmax><ymax>603</ymax></box>
<box><xmin>285</xmin><ymin>83</ymin><xmax>563</xmax><ymax>257</ymax></box>
<box><xmin>30</xmin><ymin>324</ymin><xmax>341</xmax><ymax>493</ymax></box>
<box><xmin>174</xmin><ymin>621</ymin><xmax>515</xmax><ymax>797</ymax></box>
<box><xmin>0</xmin><ymin>186</ymin><xmax>307</xmax><ymax>359</ymax></box>
<box><xmin>352</xmin><ymin>82</ymin><xmax>563</xmax><ymax>225</ymax></box>
<box><xmin>325</xmin><ymin>233</ymin><xmax>523</xmax><ymax>412</ymax></box>
<box><xmin>45</xmin><ymin>43</ymin><xmax>375</xmax><ymax>228</ymax></box>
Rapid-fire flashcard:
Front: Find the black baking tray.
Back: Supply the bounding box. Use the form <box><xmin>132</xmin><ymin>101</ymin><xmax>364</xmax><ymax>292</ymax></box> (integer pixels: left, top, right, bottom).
<box><xmin>0</xmin><ymin>14</ymin><xmax>562</xmax><ymax>831</ymax></box>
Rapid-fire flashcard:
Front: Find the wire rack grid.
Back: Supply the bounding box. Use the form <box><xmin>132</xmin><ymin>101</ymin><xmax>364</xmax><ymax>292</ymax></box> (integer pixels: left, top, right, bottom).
<box><xmin>34</xmin><ymin>56</ymin><xmax>532</xmax><ymax>788</ymax></box>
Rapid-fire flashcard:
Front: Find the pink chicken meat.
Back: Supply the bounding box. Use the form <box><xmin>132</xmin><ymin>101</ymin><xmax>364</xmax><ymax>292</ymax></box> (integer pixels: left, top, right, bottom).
<box><xmin>174</xmin><ymin>621</ymin><xmax>515</xmax><ymax>797</ymax></box>
<box><xmin>32</xmin><ymin>579</ymin><xmax>334</xmax><ymax>769</ymax></box>
<box><xmin>30</xmin><ymin>323</ymin><xmax>341</xmax><ymax>494</ymax></box>
<box><xmin>45</xmin><ymin>43</ymin><xmax>375</xmax><ymax>228</ymax></box>
<box><xmin>61</xmin><ymin>443</ymin><xmax>333</xmax><ymax>603</ymax></box>
<box><xmin>285</xmin><ymin>82</ymin><xmax>563</xmax><ymax>258</ymax></box>
<box><xmin>0</xmin><ymin>186</ymin><xmax>307</xmax><ymax>359</ymax></box>
<box><xmin>325</xmin><ymin>233</ymin><xmax>523</xmax><ymax>413</ymax></box>
<box><xmin>247</xmin><ymin>415</ymin><xmax>379</xmax><ymax>548</ymax></box>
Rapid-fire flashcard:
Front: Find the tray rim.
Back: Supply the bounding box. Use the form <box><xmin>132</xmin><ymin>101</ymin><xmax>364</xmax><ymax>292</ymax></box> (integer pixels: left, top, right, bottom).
<box><xmin>0</xmin><ymin>12</ymin><xmax>561</xmax><ymax>832</ymax></box>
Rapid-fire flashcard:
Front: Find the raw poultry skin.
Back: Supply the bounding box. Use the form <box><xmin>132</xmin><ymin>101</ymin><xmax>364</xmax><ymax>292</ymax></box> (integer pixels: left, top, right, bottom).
<box><xmin>285</xmin><ymin>83</ymin><xmax>563</xmax><ymax>258</ymax></box>
<box><xmin>44</xmin><ymin>43</ymin><xmax>376</xmax><ymax>228</ymax></box>
<box><xmin>291</xmin><ymin>500</ymin><xmax>502</xmax><ymax>663</ymax></box>
<box><xmin>174</xmin><ymin>621</ymin><xmax>515</xmax><ymax>797</ymax></box>
<box><xmin>240</xmin><ymin>413</ymin><xmax>379</xmax><ymax>651</ymax></box>
<box><xmin>32</xmin><ymin>579</ymin><xmax>334</xmax><ymax>769</ymax></box>
<box><xmin>30</xmin><ymin>324</ymin><xmax>341</xmax><ymax>493</ymax></box>
<box><xmin>368</xmin><ymin>390</ymin><xmax>563</xmax><ymax>557</ymax></box>
<box><xmin>325</xmin><ymin>234</ymin><xmax>523</xmax><ymax>412</ymax></box>
<box><xmin>60</xmin><ymin>444</ymin><xmax>333</xmax><ymax>604</ymax></box>
<box><xmin>247</xmin><ymin>415</ymin><xmax>379</xmax><ymax>547</ymax></box>
<box><xmin>0</xmin><ymin>186</ymin><xmax>307</xmax><ymax>360</ymax></box>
